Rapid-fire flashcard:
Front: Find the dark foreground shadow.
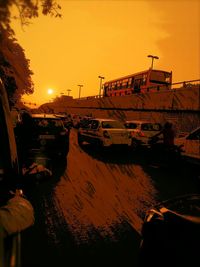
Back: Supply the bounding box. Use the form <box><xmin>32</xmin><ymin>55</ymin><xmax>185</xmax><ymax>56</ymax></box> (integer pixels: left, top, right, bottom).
<box><xmin>21</xmin><ymin>218</ymin><xmax>141</xmax><ymax>267</ymax></box>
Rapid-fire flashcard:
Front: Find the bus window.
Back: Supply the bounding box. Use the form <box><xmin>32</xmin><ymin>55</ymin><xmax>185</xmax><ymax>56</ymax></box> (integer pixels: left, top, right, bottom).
<box><xmin>150</xmin><ymin>70</ymin><xmax>171</xmax><ymax>84</ymax></box>
<box><xmin>121</xmin><ymin>78</ymin><xmax>127</xmax><ymax>88</ymax></box>
<box><xmin>112</xmin><ymin>82</ymin><xmax>117</xmax><ymax>89</ymax></box>
<box><xmin>134</xmin><ymin>79</ymin><xmax>141</xmax><ymax>92</ymax></box>
<box><xmin>141</xmin><ymin>74</ymin><xmax>147</xmax><ymax>85</ymax></box>
<box><xmin>128</xmin><ymin>78</ymin><xmax>132</xmax><ymax>86</ymax></box>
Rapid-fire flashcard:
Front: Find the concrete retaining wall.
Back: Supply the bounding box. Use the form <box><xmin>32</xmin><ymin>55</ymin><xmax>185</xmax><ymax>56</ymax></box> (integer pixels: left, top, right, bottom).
<box><xmin>39</xmin><ymin>86</ymin><xmax>200</xmax><ymax>133</ymax></box>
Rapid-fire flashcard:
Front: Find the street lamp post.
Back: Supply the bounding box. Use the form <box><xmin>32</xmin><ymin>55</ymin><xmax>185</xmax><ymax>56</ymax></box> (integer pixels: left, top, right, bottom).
<box><xmin>77</xmin><ymin>84</ymin><xmax>83</xmax><ymax>99</ymax></box>
<box><xmin>98</xmin><ymin>75</ymin><xmax>105</xmax><ymax>97</ymax></box>
<box><xmin>147</xmin><ymin>55</ymin><xmax>159</xmax><ymax>69</ymax></box>
<box><xmin>67</xmin><ymin>89</ymin><xmax>71</xmax><ymax>96</ymax></box>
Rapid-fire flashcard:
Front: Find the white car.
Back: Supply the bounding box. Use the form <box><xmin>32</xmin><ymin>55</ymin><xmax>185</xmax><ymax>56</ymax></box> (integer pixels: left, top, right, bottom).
<box><xmin>78</xmin><ymin>118</ymin><xmax>132</xmax><ymax>147</ymax></box>
<box><xmin>124</xmin><ymin>120</ymin><xmax>162</xmax><ymax>148</ymax></box>
<box><xmin>174</xmin><ymin>126</ymin><xmax>200</xmax><ymax>165</ymax></box>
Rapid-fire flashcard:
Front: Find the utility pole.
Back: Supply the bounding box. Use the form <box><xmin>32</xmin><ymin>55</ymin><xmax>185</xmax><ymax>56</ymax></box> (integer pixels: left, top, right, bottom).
<box><xmin>67</xmin><ymin>89</ymin><xmax>71</xmax><ymax>96</ymax></box>
<box><xmin>98</xmin><ymin>75</ymin><xmax>105</xmax><ymax>97</ymax></box>
<box><xmin>77</xmin><ymin>84</ymin><xmax>83</xmax><ymax>99</ymax></box>
<box><xmin>147</xmin><ymin>55</ymin><xmax>159</xmax><ymax>69</ymax></box>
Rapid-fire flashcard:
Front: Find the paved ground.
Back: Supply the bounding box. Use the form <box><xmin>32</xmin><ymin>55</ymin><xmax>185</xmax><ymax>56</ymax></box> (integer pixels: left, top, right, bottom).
<box><xmin>21</xmin><ymin>129</ymin><xmax>200</xmax><ymax>267</ymax></box>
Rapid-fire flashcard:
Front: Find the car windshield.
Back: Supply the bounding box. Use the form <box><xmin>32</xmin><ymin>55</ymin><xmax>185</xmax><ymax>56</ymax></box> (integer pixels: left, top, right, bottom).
<box><xmin>80</xmin><ymin>119</ymin><xmax>92</xmax><ymax>128</ymax></box>
<box><xmin>124</xmin><ymin>123</ymin><xmax>139</xmax><ymax>129</ymax></box>
<box><xmin>34</xmin><ymin>118</ymin><xmax>64</xmax><ymax>134</ymax></box>
<box><xmin>102</xmin><ymin>120</ymin><xmax>125</xmax><ymax>129</ymax></box>
<box><xmin>141</xmin><ymin>123</ymin><xmax>162</xmax><ymax>131</ymax></box>
<box><xmin>150</xmin><ymin>70</ymin><xmax>171</xmax><ymax>84</ymax></box>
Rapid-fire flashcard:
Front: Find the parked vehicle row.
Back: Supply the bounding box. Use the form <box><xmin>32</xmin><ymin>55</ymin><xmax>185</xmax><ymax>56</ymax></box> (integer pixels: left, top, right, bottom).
<box><xmin>77</xmin><ymin>118</ymin><xmax>163</xmax><ymax>148</ymax></box>
<box><xmin>78</xmin><ymin>118</ymin><xmax>132</xmax><ymax>147</ymax></box>
<box><xmin>76</xmin><ymin>116</ymin><xmax>200</xmax><ymax>166</ymax></box>
<box><xmin>14</xmin><ymin>109</ymin><xmax>200</xmax><ymax>166</ymax></box>
<box><xmin>14</xmin><ymin>113</ymin><xmax>70</xmax><ymax>172</ymax></box>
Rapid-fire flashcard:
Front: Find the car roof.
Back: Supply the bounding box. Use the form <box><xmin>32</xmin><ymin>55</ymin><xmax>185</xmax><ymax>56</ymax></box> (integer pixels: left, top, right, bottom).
<box><xmin>54</xmin><ymin>114</ymin><xmax>67</xmax><ymax>118</ymax></box>
<box><xmin>31</xmin><ymin>113</ymin><xmax>61</xmax><ymax>119</ymax></box>
<box><xmin>92</xmin><ymin>118</ymin><xmax>118</xmax><ymax>122</ymax></box>
<box><xmin>125</xmin><ymin>120</ymin><xmax>161</xmax><ymax>124</ymax></box>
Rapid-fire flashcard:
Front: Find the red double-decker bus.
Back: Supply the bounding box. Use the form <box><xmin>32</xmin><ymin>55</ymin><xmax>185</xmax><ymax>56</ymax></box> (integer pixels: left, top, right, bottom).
<box><xmin>103</xmin><ymin>69</ymin><xmax>172</xmax><ymax>97</ymax></box>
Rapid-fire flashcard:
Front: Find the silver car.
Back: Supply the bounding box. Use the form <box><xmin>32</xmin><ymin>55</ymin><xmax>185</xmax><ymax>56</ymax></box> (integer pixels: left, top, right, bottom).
<box><xmin>78</xmin><ymin>118</ymin><xmax>132</xmax><ymax>147</ymax></box>
<box><xmin>124</xmin><ymin>120</ymin><xmax>162</xmax><ymax>148</ymax></box>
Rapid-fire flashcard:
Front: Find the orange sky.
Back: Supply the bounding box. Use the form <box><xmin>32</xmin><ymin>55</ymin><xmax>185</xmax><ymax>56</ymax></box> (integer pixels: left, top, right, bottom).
<box><xmin>11</xmin><ymin>0</ymin><xmax>200</xmax><ymax>106</ymax></box>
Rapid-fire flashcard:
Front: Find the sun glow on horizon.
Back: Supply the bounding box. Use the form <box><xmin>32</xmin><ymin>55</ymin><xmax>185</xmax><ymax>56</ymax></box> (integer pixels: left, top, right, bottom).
<box><xmin>47</xmin><ymin>88</ymin><xmax>54</xmax><ymax>95</ymax></box>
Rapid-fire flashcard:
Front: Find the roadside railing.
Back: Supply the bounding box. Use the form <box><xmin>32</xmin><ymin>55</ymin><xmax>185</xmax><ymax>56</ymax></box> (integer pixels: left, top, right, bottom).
<box><xmin>74</xmin><ymin>79</ymin><xmax>200</xmax><ymax>100</ymax></box>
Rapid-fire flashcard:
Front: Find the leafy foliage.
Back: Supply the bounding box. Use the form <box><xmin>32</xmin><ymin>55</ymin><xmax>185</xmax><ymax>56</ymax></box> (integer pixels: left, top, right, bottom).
<box><xmin>0</xmin><ymin>0</ymin><xmax>61</xmax><ymax>107</ymax></box>
<box><xmin>0</xmin><ymin>0</ymin><xmax>61</xmax><ymax>27</ymax></box>
<box><xmin>0</xmin><ymin>25</ymin><xmax>34</xmax><ymax>106</ymax></box>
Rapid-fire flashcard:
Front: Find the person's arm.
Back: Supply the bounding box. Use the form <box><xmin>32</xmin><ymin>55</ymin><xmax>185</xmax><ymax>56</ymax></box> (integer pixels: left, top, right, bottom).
<box><xmin>0</xmin><ymin>190</ymin><xmax>34</xmax><ymax>236</ymax></box>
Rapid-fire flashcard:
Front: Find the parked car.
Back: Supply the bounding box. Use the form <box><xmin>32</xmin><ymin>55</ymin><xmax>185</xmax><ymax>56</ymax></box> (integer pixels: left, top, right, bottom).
<box><xmin>30</xmin><ymin>113</ymin><xmax>69</xmax><ymax>158</ymax></box>
<box><xmin>124</xmin><ymin>120</ymin><xmax>162</xmax><ymax>148</ymax></box>
<box><xmin>139</xmin><ymin>194</ymin><xmax>200</xmax><ymax>266</ymax></box>
<box><xmin>79</xmin><ymin>118</ymin><xmax>93</xmax><ymax>130</ymax></box>
<box><xmin>0</xmin><ymin>80</ymin><xmax>19</xmax><ymax>192</ymax></box>
<box><xmin>78</xmin><ymin>118</ymin><xmax>132</xmax><ymax>147</ymax></box>
<box><xmin>79</xmin><ymin>116</ymin><xmax>94</xmax><ymax>129</ymax></box>
<box><xmin>0</xmin><ymin>79</ymin><xmax>33</xmax><ymax>267</ymax></box>
<box><xmin>54</xmin><ymin>113</ymin><xmax>73</xmax><ymax>129</ymax></box>
<box><xmin>174</xmin><ymin>126</ymin><xmax>200</xmax><ymax>165</ymax></box>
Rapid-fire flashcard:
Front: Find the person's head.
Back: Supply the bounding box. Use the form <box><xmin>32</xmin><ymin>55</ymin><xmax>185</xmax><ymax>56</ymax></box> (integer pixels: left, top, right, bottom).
<box><xmin>20</xmin><ymin>111</ymin><xmax>32</xmax><ymax>124</ymax></box>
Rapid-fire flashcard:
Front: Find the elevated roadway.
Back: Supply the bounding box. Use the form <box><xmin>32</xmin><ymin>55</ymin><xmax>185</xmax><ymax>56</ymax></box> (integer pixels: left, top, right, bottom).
<box><xmin>39</xmin><ymin>80</ymin><xmax>200</xmax><ymax>133</ymax></box>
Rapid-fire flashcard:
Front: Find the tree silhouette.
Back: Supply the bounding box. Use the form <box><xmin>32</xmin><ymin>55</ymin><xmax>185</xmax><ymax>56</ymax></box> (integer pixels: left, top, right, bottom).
<box><xmin>0</xmin><ymin>0</ymin><xmax>61</xmax><ymax>28</ymax></box>
<box><xmin>0</xmin><ymin>0</ymin><xmax>61</xmax><ymax>107</ymax></box>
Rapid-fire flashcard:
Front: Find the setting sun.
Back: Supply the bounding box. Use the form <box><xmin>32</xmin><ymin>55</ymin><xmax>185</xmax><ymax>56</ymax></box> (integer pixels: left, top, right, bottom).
<box><xmin>47</xmin><ymin>88</ymin><xmax>54</xmax><ymax>95</ymax></box>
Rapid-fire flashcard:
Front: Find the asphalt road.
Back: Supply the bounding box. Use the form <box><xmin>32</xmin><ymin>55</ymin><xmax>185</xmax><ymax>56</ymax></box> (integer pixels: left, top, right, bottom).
<box><xmin>21</xmin><ymin>129</ymin><xmax>200</xmax><ymax>267</ymax></box>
